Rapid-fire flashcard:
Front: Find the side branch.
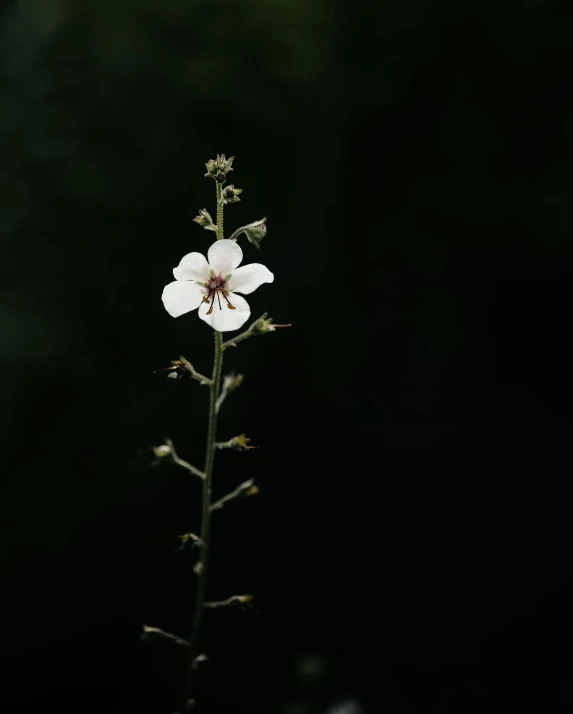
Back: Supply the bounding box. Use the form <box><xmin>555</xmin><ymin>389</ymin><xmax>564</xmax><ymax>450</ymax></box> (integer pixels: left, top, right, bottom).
<box><xmin>141</xmin><ymin>624</ymin><xmax>189</xmax><ymax>647</ymax></box>
<box><xmin>165</xmin><ymin>439</ymin><xmax>206</xmax><ymax>480</ymax></box>
<box><xmin>204</xmin><ymin>594</ymin><xmax>255</xmax><ymax>610</ymax></box>
<box><xmin>215</xmin><ymin>434</ymin><xmax>256</xmax><ymax>451</ymax></box>
<box><xmin>177</xmin><ymin>356</ymin><xmax>213</xmax><ymax>386</ymax></box>
<box><xmin>210</xmin><ymin>478</ymin><xmax>258</xmax><ymax>512</ymax></box>
<box><xmin>221</xmin><ymin>313</ymin><xmax>267</xmax><ymax>350</ymax></box>
<box><xmin>222</xmin><ymin>314</ymin><xmax>291</xmax><ymax>350</ymax></box>
<box><xmin>215</xmin><ymin>373</ymin><xmax>244</xmax><ymax>414</ymax></box>
<box><xmin>156</xmin><ymin>356</ymin><xmax>212</xmax><ymax>385</ymax></box>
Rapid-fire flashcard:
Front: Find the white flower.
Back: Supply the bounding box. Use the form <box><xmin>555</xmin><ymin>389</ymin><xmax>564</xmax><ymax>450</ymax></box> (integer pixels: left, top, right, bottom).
<box><xmin>162</xmin><ymin>239</ymin><xmax>274</xmax><ymax>332</ymax></box>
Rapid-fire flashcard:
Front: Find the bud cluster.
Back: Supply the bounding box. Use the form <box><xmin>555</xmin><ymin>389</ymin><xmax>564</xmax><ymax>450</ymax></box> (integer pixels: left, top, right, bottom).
<box><xmin>204</xmin><ymin>154</ymin><xmax>235</xmax><ymax>182</ymax></box>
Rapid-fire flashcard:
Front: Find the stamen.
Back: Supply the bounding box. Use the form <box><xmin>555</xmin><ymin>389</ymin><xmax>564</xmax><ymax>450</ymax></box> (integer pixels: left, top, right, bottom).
<box><xmin>222</xmin><ymin>291</ymin><xmax>236</xmax><ymax>310</ymax></box>
<box><xmin>206</xmin><ymin>293</ymin><xmax>216</xmax><ymax>315</ymax></box>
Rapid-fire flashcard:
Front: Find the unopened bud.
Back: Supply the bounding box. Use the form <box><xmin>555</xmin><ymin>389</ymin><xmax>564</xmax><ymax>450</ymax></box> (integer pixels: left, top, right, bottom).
<box><xmin>244</xmin><ymin>218</ymin><xmax>267</xmax><ymax>248</ymax></box>
<box><xmin>152</xmin><ymin>444</ymin><xmax>172</xmax><ymax>458</ymax></box>
<box><xmin>193</xmin><ymin>208</ymin><xmax>217</xmax><ymax>232</ymax></box>
<box><xmin>222</xmin><ymin>185</ymin><xmax>243</xmax><ymax>204</ymax></box>
<box><xmin>228</xmin><ymin>218</ymin><xmax>267</xmax><ymax>247</ymax></box>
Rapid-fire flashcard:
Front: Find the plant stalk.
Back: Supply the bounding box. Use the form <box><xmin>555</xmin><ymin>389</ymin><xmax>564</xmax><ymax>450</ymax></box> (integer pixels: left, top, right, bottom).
<box><xmin>185</xmin><ymin>329</ymin><xmax>223</xmax><ymax>700</ymax></box>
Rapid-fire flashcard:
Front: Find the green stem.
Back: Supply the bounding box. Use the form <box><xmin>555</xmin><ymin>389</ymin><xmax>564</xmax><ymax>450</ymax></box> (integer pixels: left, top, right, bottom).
<box><xmin>216</xmin><ymin>183</ymin><xmax>224</xmax><ymax>240</ymax></box>
<box><xmin>184</xmin><ymin>176</ymin><xmax>225</xmax><ymax>704</ymax></box>
<box><xmin>221</xmin><ymin>313</ymin><xmax>267</xmax><ymax>350</ymax></box>
<box><xmin>185</xmin><ymin>329</ymin><xmax>223</xmax><ymax>700</ymax></box>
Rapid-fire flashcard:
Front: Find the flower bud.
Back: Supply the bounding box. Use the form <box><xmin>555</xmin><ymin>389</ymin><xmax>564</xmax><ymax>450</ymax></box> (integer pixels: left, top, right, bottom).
<box><xmin>193</xmin><ymin>208</ymin><xmax>217</xmax><ymax>232</ymax></box>
<box><xmin>222</xmin><ymin>185</ymin><xmax>243</xmax><ymax>204</ymax></box>
<box><xmin>152</xmin><ymin>444</ymin><xmax>172</xmax><ymax>458</ymax></box>
<box><xmin>204</xmin><ymin>154</ymin><xmax>235</xmax><ymax>181</ymax></box>
<box><xmin>244</xmin><ymin>218</ymin><xmax>267</xmax><ymax>248</ymax></box>
<box><xmin>228</xmin><ymin>218</ymin><xmax>267</xmax><ymax>248</ymax></box>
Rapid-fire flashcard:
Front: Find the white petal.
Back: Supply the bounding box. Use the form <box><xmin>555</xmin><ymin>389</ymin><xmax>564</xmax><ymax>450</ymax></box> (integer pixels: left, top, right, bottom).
<box><xmin>229</xmin><ymin>263</ymin><xmax>274</xmax><ymax>295</ymax></box>
<box><xmin>162</xmin><ymin>281</ymin><xmax>204</xmax><ymax>317</ymax></box>
<box><xmin>173</xmin><ymin>252</ymin><xmax>210</xmax><ymax>282</ymax></box>
<box><xmin>198</xmin><ymin>293</ymin><xmax>250</xmax><ymax>332</ymax></box>
<box><xmin>207</xmin><ymin>239</ymin><xmax>243</xmax><ymax>275</ymax></box>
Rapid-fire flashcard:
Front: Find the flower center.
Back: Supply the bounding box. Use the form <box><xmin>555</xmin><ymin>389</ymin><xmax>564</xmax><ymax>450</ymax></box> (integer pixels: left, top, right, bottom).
<box><xmin>202</xmin><ymin>274</ymin><xmax>236</xmax><ymax>315</ymax></box>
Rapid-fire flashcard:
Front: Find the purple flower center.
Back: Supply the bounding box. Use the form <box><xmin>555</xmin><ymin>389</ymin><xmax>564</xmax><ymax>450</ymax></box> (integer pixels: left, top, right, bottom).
<box><xmin>203</xmin><ymin>274</ymin><xmax>235</xmax><ymax>315</ymax></box>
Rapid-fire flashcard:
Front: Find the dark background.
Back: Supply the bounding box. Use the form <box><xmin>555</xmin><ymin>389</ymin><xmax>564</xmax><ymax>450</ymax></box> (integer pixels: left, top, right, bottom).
<box><xmin>2</xmin><ymin>0</ymin><xmax>573</xmax><ymax>712</ymax></box>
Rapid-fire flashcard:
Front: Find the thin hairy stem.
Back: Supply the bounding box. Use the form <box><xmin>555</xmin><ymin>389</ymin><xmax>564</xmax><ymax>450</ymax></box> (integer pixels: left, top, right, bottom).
<box><xmin>185</xmin><ymin>179</ymin><xmax>225</xmax><ymax>701</ymax></box>
<box><xmin>185</xmin><ymin>330</ymin><xmax>223</xmax><ymax>699</ymax></box>
<box><xmin>216</xmin><ymin>183</ymin><xmax>223</xmax><ymax>240</ymax></box>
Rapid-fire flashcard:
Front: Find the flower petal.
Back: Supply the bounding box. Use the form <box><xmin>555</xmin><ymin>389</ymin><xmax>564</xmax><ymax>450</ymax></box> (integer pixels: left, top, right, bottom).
<box><xmin>198</xmin><ymin>293</ymin><xmax>250</xmax><ymax>332</ymax></box>
<box><xmin>207</xmin><ymin>239</ymin><xmax>243</xmax><ymax>275</ymax></box>
<box><xmin>162</xmin><ymin>281</ymin><xmax>204</xmax><ymax>317</ymax></box>
<box><xmin>229</xmin><ymin>263</ymin><xmax>274</xmax><ymax>295</ymax></box>
<box><xmin>173</xmin><ymin>252</ymin><xmax>210</xmax><ymax>282</ymax></box>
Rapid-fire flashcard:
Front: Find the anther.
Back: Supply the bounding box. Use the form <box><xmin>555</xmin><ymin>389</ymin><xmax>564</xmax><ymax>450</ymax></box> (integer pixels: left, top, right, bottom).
<box><xmin>222</xmin><ymin>291</ymin><xmax>236</xmax><ymax>310</ymax></box>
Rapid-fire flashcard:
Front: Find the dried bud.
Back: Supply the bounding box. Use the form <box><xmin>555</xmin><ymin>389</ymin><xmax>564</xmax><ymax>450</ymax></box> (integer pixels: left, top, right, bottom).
<box><xmin>234</xmin><ymin>434</ymin><xmax>257</xmax><ymax>451</ymax></box>
<box><xmin>155</xmin><ymin>356</ymin><xmax>211</xmax><ymax>386</ymax></box>
<box><xmin>222</xmin><ymin>185</ymin><xmax>243</xmax><ymax>204</ymax></box>
<box><xmin>222</xmin><ymin>372</ymin><xmax>244</xmax><ymax>392</ymax></box>
<box><xmin>204</xmin><ymin>154</ymin><xmax>234</xmax><ymax>181</ymax></box>
<box><xmin>253</xmin><ymin>315</ymin><xmax>292</xmax><ymax>334</ymax></box>
<box><xmin>193</xmin><ymin>208</ymin><xmax>217</xmax><ymax>233</ymax></box>
<box><xmin>215</xmin><ymin>435</ymin><xmax>257</xmax><ymax>451</ymax></box>
<box><xmin>177</xmin><ymin>532</ymin><xmax>203</xmax><ymax>550</ymax></box>
<box><xmin>155</xmin><ymin>358</ymin><xmax>190</xmax><ymax>380</ymax></box>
